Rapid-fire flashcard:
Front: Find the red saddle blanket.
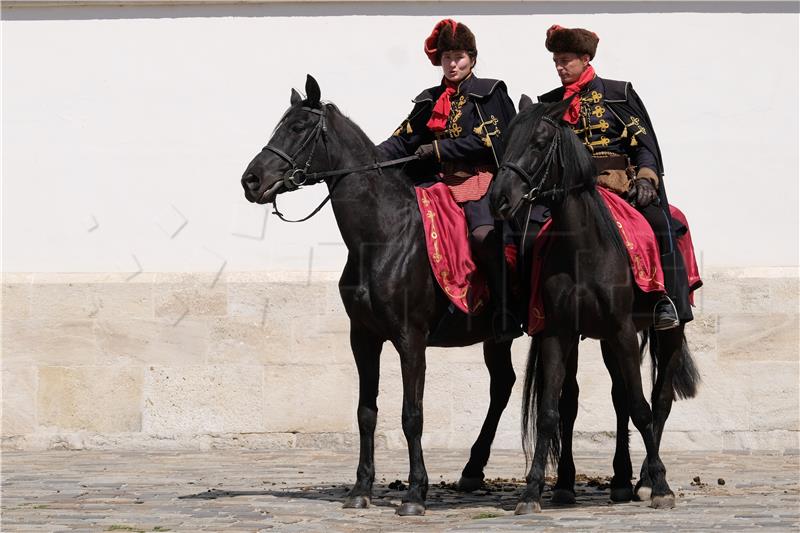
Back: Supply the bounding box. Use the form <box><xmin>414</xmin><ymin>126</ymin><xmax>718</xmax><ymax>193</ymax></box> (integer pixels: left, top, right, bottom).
<box><xmin>416</xmin><ymin>183</ymin><xmax>489</xmax><ymax>314</ymax></box>
<box><xmin>415</xmin><ymin>183</ymin><xmax>701</xmax><ymax>326</ymax></box>
<box><xmin>527</xmin><ymin>187</ymin><xmax>702</xmax><ymax>335</ymax></box>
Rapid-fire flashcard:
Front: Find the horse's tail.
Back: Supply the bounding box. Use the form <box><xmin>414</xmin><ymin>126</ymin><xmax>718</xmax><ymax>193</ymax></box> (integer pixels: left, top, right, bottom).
<box><xmin>641</xmin><ymin>327</ymin><xmax>701</xmax><ymax>400</ymax></box>
<box><xmin>521</xmin><ymin>335</ymin><xmax>560</xmax><ymax>472</ymax></box>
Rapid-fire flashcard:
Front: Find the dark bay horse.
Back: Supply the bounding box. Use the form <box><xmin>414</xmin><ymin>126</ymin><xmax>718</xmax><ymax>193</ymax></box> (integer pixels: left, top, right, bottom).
<box><xmin>489</xmin><ymin>98</ymin><xmax>699</xmax><ymax>514</ymax></box>
<box><xmin>240</xmin><ymin>76</ymin><xmax>518</xmax><ymax>516</ymax></box>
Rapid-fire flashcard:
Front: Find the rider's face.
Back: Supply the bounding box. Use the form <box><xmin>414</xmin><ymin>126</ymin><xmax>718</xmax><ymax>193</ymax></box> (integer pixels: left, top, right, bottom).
<box><xmin>553</xmin><ymin>52</ymin><xmax>590</xmax><ymax>85</ymax></box>
<box><xmin>441</xmin><ymin>50</ymin><xmax>474</xmax><ymax>83</ymax></box>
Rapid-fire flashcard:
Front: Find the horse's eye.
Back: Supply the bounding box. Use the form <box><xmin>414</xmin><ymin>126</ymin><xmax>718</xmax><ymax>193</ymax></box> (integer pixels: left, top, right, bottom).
<box><xmin>290</xmin><ymin>123</ymin><xmax>305</xmax><ymax>133</ymax></box>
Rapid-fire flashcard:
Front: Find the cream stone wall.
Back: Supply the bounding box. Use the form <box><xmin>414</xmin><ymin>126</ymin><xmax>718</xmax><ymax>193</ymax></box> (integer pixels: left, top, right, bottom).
<box><xmin>2</xmin><ymin>269</ymin><xmax>798</xmax><ymax>452</ymax></box>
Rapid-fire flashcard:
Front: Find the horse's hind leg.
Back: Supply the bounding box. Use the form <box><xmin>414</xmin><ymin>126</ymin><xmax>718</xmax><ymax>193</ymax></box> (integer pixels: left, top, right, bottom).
<box><xmin>552</xmin><ymin>343</ymin><xmax>579</xmax><ymax>504</ymax></box>
<box><xmin>600</xmin><ymin>340</ymin><xmax>634</xmax><ymax>502</ymax></box>
<box><xmin>458</xmin><ymin>339</ymin><xmax>515</xmax><ymax>492</ymax></box>
<box><xmin>343</xmin><ymin>328</ymin><xmax>383</xmax><ymax>509</ymax></box>
<box><xmin>635</xmin><ymin>326</ymin><xmax>683</xmax><ymax>501</ymax></box>
<box><xmin>610</xmin><ymin>323</ymin><xmax>675</xmax><ymax>509</ymax></box>
<box><xmin>393</xmin><ymin>330</ymin><xmax>429</xmax><ymax>516</ymax></box>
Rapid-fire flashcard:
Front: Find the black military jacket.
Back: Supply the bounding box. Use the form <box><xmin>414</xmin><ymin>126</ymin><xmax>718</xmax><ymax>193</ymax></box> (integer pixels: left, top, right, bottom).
<box><xmin>539</xmin><ymin>76</ymin><xmax>670</xmax><ymax>206</ymax></box>
<box><xmin>379</xmin><ymin>74</ymin><xmax>517</xmax><ymax>181</ymax></box>
<box><xmin>539</xmin><ymin>77</ymin><xmax>663</xmax><ymax>175</ymax></box>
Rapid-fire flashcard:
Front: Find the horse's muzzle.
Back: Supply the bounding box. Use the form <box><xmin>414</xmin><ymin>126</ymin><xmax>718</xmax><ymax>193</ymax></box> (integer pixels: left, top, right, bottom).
<box><xmin>241</xmin><ymin>173</ymin><xmax>260</xmax><ymax>202</ymax></box>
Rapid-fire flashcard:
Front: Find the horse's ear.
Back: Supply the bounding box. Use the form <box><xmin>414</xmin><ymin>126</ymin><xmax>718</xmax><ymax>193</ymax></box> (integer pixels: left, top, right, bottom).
<box><xmin>519</xmin><ymin>94</ymin><xmax>534</xmax><ymax>110</ymax></box>
<box><xmin>290</xmin><ymin>88</ymin><xmax>302</xmax><ymax>106</ymax></box>
<box><xmin>305</xmin><ymin>74</ymin><xmax>321</xmax><ymax>107</ymax></box>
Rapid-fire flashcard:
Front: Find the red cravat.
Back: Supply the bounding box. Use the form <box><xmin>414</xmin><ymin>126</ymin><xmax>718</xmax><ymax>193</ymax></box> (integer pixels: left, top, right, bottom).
<box><xmin>426</xmin><ymin>80</ymin><xmax>458</xmax><ymax>132</ymax></box>
<box><xmin>562</xmin><ymin>65</ymin><xmax>596</xmax><ymax>124</ymax></box>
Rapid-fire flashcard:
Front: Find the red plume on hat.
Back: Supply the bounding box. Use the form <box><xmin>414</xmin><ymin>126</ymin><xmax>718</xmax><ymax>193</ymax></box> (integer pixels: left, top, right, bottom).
<box><xmin>424</xmin><ymin>19</ymin><xmax>477</xmax><ymax>66</ymax></box>
<box><xmin>545</xmin><ymin>24</ymin><xmax>599</xmax><ymax>60</ymax></box>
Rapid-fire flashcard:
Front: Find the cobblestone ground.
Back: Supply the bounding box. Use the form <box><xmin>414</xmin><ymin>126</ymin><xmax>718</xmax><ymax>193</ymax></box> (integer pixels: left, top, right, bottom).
<box><xmin>1</xmin><ymin>449</ymin><xmax>798</xmax><ymax>532</ymax></box>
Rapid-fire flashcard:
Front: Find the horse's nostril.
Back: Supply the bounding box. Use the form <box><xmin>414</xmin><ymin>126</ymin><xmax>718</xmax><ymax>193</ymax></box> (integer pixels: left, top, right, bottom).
<box><xmin>242</xmin><ymin>173</ymin><xmax>260</xmax><ymax>191</ymax></box>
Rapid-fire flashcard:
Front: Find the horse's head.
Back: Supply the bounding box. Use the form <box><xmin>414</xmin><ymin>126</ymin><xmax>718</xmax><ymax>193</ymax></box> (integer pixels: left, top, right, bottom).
<box><xmin>490</xmin><ymin>97</ymin><xmax>573</xmax><ymax>220</ymax></box>
<box><xmin>241</xmin><ymin>75</ymin><xmax>329</xmax><ymax>204</ymax></box>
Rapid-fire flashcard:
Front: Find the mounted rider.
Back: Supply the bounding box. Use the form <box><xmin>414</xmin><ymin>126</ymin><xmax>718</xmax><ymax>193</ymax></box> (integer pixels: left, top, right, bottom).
<box><xmin>538</xmin><ymin>24</ymin><xmax>693</xmax><ymax>330</ymax></box>
<box><xmin>377</xmin><ymin>19</ymin><xmax>522</xmax><ymax>341</ymax></box>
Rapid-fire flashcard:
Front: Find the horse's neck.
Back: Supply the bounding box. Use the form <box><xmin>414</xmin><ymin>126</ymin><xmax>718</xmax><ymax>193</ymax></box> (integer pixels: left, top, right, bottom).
<box><xmin>550</xmin><ymin>191</ymin><xmax>612</xmax><ymax>260</ymax></box>
<box><xmin>323</xmin><ymin>124</ymin><xmax>417</xmax><ymax>250</ymax></box>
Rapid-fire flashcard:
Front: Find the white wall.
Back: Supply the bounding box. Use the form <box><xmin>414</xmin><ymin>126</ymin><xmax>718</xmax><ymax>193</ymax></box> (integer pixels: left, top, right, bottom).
<box><xmin>3</xmin><ymin>4</ymin><xmax>798</xmax><ymax>273</ymax></box>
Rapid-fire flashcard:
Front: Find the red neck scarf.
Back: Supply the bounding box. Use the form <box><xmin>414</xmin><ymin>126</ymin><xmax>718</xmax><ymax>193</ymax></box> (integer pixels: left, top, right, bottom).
<box><xmin>426</xmin><ymin>78</ymin><xmax>459</xmax><ymax>132</ymax></box>
<box><xmin>561</xmin><ymin>65</ymin><xmax>596</xmax><ymax>124</ymax></box>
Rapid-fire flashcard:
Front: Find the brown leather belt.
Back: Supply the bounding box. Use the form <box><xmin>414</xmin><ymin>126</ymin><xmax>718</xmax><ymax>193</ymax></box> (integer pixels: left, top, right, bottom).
<box><xmin>593</xmin><ymin>153</ymin><xmax>630</xmax><ymax>173</ymax></box>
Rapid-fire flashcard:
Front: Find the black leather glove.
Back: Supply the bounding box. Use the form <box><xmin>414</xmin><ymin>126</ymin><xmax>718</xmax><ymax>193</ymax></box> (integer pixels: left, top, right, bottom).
<box><xmin>630</xmin><ymin>178</ymin><xmax>659</xmax><ymax>207</ymax></box>
<box><xmin>414</xmin><ymin>143</ymin><xmax>436</xmax><ymax>161</ymax></box>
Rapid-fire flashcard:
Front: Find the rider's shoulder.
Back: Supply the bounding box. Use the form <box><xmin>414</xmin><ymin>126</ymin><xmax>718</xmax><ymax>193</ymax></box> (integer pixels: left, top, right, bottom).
<box><xmin>538</xmin><ymin>86</ymin><xmax>565</xmax><ymax>103</ymax></box>
<box><xmin>600</xmin><ymin>78</ymin><xmax>633</xmax><ymax>102</ymax></box>
<box><xmin>412</xmin><ymin>85</ymin><xmax>443</xmax><ymax>104</ymax></box>
<box><xmin>463</xmin><ymin>76</ymin><xmax>508</xmax><ymax>99</ymax></box>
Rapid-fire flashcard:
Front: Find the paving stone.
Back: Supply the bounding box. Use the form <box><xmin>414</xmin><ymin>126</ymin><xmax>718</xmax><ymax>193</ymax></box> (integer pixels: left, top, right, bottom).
<box><xmin>1</xmin><ymin>450</ymin><xmax>798</xmax><ymax>531</ymax></box>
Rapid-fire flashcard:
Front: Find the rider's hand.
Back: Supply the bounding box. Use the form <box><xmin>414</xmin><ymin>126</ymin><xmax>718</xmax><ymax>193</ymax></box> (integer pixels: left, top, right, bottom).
<box><xmin>414</xmin><ymin>143</ymin><xmax>437</xmax><ymax>161</ymax></box>
<box><xmin>630</xmin><ymin>178</ymin><xmax>658</xmax><ymax>207</ymax></box>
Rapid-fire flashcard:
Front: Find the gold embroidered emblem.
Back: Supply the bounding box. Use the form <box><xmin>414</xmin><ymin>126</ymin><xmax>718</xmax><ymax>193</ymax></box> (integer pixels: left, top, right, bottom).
<box><xmin>624</xmin><ymin>116</ymin><xmax>647</xmax><ymax>146</ymax></box>
<box><xmin>592</xmin><ymin>105</ymin><xmax>606</xmax><ymax>118</ymax></box>
<box><xmin>474</xmin><ymin>115</ymin><xmax>501</xmax><ymax>148</ymax></box>
<box><xmin>588</xmin><ymin>136</ymin><xmax>610</xmax><ymax>149</ymax></box>
<box><xmin>447</xmin><ymin>95</ymin><xmax>466</xmax><ymax>138</ymax></box>
<box><xmin>580</xmin><ymin>90</ymin><xmax>603</xmax><ymax>104</ymax></box>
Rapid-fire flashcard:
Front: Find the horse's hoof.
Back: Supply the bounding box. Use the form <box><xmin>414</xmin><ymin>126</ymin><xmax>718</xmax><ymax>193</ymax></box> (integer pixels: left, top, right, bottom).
<box><xmin>342</xmin><ymin>495</ymin><xmax>371</xmax><ymax>509</ymax></box>
<box><xmin>551</xmin><ymin>489</ymin><xmax>576</xmax><ymax>505</ymax></box>
<box><xmin>457</xmin><ymin>476</ymin><xmax>483</xmax><ymax>493</ymax></box>
<box><xmin>650</xmin><ymin>493</ymin><xmax>675</xmax><ymax>509</ymax></box>
<box><xmin>634</xmin><ymin>485</ymin><xmax>652</xmax><ymax>502</ymax></box>
<box><xmin>610</xmin><ymin>486</ymin><xmax>634</xmax><ymax>502</ymax></box>
<box><xmin>514</xmin><ymin>500</ymin><xmax>542</xmax><ymax>515</ymax></box>
<box><xmin>396</xmin><ymin>502</ymin><xmax>426</xmax><ymax>516</ymax></box>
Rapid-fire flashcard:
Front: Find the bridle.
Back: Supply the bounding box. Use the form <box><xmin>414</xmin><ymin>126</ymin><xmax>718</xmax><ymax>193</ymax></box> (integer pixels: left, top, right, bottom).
<box><xmin>259</xmin><ymin>103</ymin><xmax>418</xmax><ymax>222</ymax></box>
<box><xmin>497</xmin><ymin>115</ymin><xmax>587</xmax><ymax>211</ymax></box>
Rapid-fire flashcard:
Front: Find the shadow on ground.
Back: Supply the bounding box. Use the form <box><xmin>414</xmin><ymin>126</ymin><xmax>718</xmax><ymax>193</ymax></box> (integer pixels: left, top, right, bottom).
<box><xmin>179</xmin><ymin>477</ymin><xmax>619</xmax><ymax>512</ymax></box>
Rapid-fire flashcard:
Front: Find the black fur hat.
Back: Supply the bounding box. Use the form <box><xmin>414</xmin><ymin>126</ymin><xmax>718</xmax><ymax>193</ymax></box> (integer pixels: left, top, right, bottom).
<box><xmin>425</xmin><ymin>19</ymin><xmax>477</xmax><ymax>65</ymax></box>
<box><xmin>545</xmin><ymin>25</ymin><xmax>599</xmax><ymax>60</ymax></box>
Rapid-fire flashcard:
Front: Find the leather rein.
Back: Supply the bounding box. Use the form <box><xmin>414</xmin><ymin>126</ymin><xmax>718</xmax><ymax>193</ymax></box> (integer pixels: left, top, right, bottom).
<box><xmin>261</xmin><ymin>104</ymin><xmax>419</xmax><ymax>223</ymax></box>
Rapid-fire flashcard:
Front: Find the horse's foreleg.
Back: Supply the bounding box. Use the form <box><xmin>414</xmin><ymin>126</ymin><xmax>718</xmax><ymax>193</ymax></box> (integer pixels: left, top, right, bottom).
<box><xmin>516</xmin><ymin>334</ymin><xmax>572</xmax><ymax>515</ymax></box>
<box><xmin>458</xmin><ymin>339</ymin><xmax>516</xmax><ymax>492</ymax></box>
<box><xmin>343</xmin><ymin>328</ymin><xmax>382</xmax><ymax>509</ymax></box>
<box><xmin>394</xmin><ymin>331</ymin><xmax>429</xmax><ymax>516</ymax></box>
<box><xmin>601</xmin><ymin>340</ymin><xmax>634</xmax><ymax>502</ymax></box>
<box><xmin>552</xmin><ymin>343</ymin><xmax>579</xmax><ymax>504</ymax></box>
<box><xmin>611</xmin><ymin>324</ymin><xmax>675</xmax><ymax>509</ymax></box>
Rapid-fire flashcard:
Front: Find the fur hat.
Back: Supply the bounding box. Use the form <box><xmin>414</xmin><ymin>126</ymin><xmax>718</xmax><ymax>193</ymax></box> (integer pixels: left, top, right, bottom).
<box><xmin>545</xmin><ymin>24</ymin><xmax>599</xmax><ymax>60</ymax></box>
<box><xmin>424</xmin><ymin>19</ymin><xmax>477</xmax><ymax>66</ymax></box>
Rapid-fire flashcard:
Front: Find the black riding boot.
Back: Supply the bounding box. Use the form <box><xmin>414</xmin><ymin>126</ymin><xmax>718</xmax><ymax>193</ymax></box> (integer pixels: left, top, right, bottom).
<box><xmin>639</xmin><ymin>205</ymin><xmax>693</xmax><ymax>330</ymax></box>
<box><xmin>471</xmin><ymin>225</ymin><xmax>523</xmax><ymax>342</ymax></box>
<box><xmin>655</xmin><ymin>249</ymin><xmax>693</xmax><ymax>330</ymax></box>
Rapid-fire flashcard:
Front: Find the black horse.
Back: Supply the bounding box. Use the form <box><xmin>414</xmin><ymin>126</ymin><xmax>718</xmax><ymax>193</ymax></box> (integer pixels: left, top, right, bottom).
<box><xmin>241</xmin><ymin>76</ymin><xmax>519</xmax><ymax>516</ymax></box>
<box><xmin>489</xmin><ymin>98</ymin><xmax>700</xmax><ymax>514</ymax></box>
